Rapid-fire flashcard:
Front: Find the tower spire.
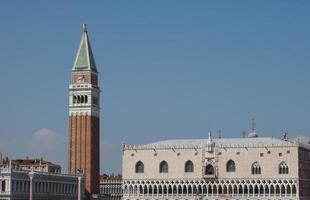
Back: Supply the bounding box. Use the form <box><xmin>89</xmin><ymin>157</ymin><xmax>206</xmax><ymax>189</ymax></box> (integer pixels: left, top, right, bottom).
<box><xmin>83</xmin><ymin>23</ymin><xmax>88</xmax><ymax>33</ymax></box>
<box><xmin>72</xmin><ymin>23</ymin><xmax>97</xmax><ymax>71</ymax></box>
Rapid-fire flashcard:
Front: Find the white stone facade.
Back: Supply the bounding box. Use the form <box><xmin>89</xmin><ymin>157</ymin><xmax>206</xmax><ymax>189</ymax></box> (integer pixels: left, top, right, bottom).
<box><xmin>122</xmin><ymin>136</ymin><xmax>310</xmax><ymax>200</ymax></box>
<box><xmin>0</xmin><ymin>166</ymin><xmax>85</xmax><ymax>200</ymax></box>
<box><xmin>100</xmin><ymin>174</ymin><xmax>122</xmax><ymax>200</ymax></box>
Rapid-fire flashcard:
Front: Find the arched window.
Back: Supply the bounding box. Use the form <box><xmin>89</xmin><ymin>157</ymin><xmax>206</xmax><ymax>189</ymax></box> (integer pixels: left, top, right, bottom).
<box><xmin>81</xmin><ymin>95</ymin><xmax>84</xmax><ymax>103</ymax></box>
<box><xmin>159</xmin><ymin>161</ymin><xmax>168</xmax><ymax>173</ymax></box>
<box><xmin>73</xmin><ymin>96</ymin><xmax>77</xmax><ymax>104</ymax></box>
<box><xmin>205</xmin><ymin>164</ymin><xmax>214</xmax><ymax>175</ymax></box>
<box><xmin>226</xmin><ymin>160</ymin><xmax>236</xmax><ymax>172</ymax></box>
<box><xmin>85</xmin><ymin>95</ymin><xmax>88</xmax><ymax>103</ymax></box>
<box><xmin>135</xmin><ymin>161</ymin><xmax>144</xmax><ymax>173</ymax></box>
<box><xmin>251</xmin><ymin>162</ymin><xmax>261</xmax><ymax>174</ymax></box>
<box><xmin>77</xmin><ymin>95</ymin><xmax>81</xmax><ymax>103</ymax></box>
<box><xmin>279</xmin><ymin>162</ymin><xmax>289</xmax><ymax>174</ymax></box>
<box><xmin>185</xmin><ymin>160</ymin><xmax>194</xmax><ymax>172</ymax></box>
<box><xmin>1</xmin><ymin>181</ymin><xmax>5</xmax><ymax>192</ymax></box>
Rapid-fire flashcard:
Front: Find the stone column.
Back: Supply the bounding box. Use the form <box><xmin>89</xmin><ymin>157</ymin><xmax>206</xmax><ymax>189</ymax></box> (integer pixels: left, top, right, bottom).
<box><xmin>78</xmin><ymin>176</ymin><xmax>82</xmax><ymax>200</ymax></box>
<box><xmin>28</xmin><ymin>172</ymin><xmax>35</xmax><ymax>200</ymax></box>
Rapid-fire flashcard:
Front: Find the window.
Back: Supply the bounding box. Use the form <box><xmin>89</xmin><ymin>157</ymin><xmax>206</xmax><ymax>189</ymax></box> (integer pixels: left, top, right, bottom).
<box><xmin>159</xmin><ymin>161</ymin><xmax>168</xmax><ymax>173</ymax></box>
<box><xmin>279</xmin><ymin>153</ymin><xmax>282</xmax><ymax>157</ymax></box>
<box><xmin>73</xmin><ymin>96</ymin><xmax>77</xmax><ymax>104</ymax></box>
<box><xmin>279</xmin><ymin>162</ymin><xmax>289</xmax><ymax>174</ymax></box>
<box><xmin>226</xmin><ymin>160</ymin><xmax>236</xmax><ymax>172</ymax></box>
<box><xmin>251</xmin><ymin>162</ymin><xmax>261</xmax><ymax>174</ymax></box>
<box><xmin>185</xmin><ymin>160</ymin><xmax>194</xmax><ymax>172</ymax></box>
<box><xmin>1</xmin><ymin>181</ymin><xmax>5</xmax><ymax>192</ymax></box>
<box><xmin>135</xmin><ymin>161</ymin><xmax>144</xmax><ymax>173</ymax></box>
<box><xmin>260</xmin><ymin>153</ymin><xmax>264</xmax><ymax>157</ymax></box>
<box><xmin>205</xmin><ymin>164</ymin><xmax>214</xmax><ymax>175</ymax></box>
<box><xmin>85</xmin><ymin>95</ymin><xmax>88</xmax><ymax>103</ymax></box>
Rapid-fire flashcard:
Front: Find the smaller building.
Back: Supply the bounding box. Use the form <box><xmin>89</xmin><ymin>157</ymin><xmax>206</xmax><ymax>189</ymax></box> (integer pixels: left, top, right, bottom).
<box><xmin>1</xmin><ymin>157</ymin><xmax>61</xmax><ymax>173</ymax></box>
<box><xmin>100</xmin><ymin>174</ymin><xmax>122</xmax><ymax>200</ymax></box>
<box><xmin>0</xmin><ymin>165</ymin><xmax>85</xmax><ymax>200</ymax></box>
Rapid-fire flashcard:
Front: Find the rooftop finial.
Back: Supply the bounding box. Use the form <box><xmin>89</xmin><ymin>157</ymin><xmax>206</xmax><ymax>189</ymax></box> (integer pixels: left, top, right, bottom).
<box><xmin>283</xmin><ymin>129</ymin><xmax>289</xmax><ymax>141</ymax></box>
<box><xmin>83</xmin><ymin>23</ymin><xmax>88</xmax><ymax>33</ymax></box>
<box><xmin>251</xmin><ymin>118</ymin><xmax>255</xmax><ymax>132</ymax></box>
<box><xmin>218</xmin><ymin>128</ymin><xmax>222</xmax><ymax>139</ymax></box>
<box><xmin>208</xmin><ymin>130</ymin><xmax>212</xmax><ymax>140</ymax></box>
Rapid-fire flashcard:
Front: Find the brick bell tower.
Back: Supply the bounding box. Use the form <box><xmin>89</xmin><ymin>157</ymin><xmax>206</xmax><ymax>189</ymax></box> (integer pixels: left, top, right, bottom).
<box><xmin>68</xmin><ymin>24</ymin><xmax>100</xmax><ymax>197</ymax></box>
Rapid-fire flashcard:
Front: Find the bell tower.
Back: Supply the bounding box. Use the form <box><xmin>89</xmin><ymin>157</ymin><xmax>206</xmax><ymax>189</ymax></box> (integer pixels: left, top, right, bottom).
<box><xmin>68</xmin><ymin>24</ymin><xmax>100</xmax><ymax>197</ymax></box>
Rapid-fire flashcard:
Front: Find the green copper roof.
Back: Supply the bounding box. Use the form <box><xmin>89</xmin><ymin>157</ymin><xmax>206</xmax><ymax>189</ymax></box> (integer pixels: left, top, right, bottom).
<box><xmin>73</xmin><ymin>24</ymin><xmax>97</xmax><ymax>71</ymax></box>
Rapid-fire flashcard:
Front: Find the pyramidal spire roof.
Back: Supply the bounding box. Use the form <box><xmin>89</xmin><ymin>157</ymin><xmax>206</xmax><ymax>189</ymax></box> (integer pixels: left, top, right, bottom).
<box><xmin>72</xmin><ymin>23</ymin><xmax>97</xmax><ymax>71</ymax></box>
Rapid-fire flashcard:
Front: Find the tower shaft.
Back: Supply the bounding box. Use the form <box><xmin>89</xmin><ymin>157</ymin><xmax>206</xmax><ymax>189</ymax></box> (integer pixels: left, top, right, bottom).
<box><xmin>68</xmin><ymin>24</ymin><xmax>100</xmax><ymax>197</ymax></box>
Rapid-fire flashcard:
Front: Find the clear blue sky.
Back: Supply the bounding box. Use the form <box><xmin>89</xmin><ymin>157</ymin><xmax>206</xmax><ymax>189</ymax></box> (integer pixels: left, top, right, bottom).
<box><xmin>0</xmin><ymin>1</ymin><xmax>310</xmax><ymax>174</ymax></box>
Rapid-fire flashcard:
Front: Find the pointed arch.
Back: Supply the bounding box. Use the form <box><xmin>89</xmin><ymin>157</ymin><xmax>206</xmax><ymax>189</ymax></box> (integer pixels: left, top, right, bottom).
<box><xmin>139</xmin><ymin>185</ymin><xmax>143</xmax><ymax>194</ymax></box>
<box><xmin>249</xmin><ymin>185</ymin><xmax>254</xmax><ymax>195</ymax></box>
<box><xmin>251</xmin><ymin>162</ymin><xmax>261</xmax><ymax>174</ymax></box>
<box><xmin>177</xmin><ymin>185</ymin><xmax>182</xmax><ymax>195</ymax></box>
<box><xmin>153</xmin><ymin>185</ymin><xmax>158</xmax><ymax>195</ymax></box>
<box><xmin>148</xmin><ymin>185</ymin><xmax>152</xmax><ymax>195</ymax></box>
<box><xmin>143</xmin><ymin>185</ymin><xmax>147</xmax><ymax>194</ymax></box>
<box><xmin>281</xmin><ymin>184</ymin><xmax>285</xmax><ymax>195</ymax></box>
<box><xmin>279</xmin><ymin>161</ymin><xmax>289</xmax><ymax>174</ymax></box>
<box><xmin>276</xmin><ymin>185</ymin><xmax>280</xmax><ymax>195</ymax></box>
<box><xmin>270</xmin><ymin>185</ymin><xmax>275</xmax><ymax>195</ymax></box>
<box><xmin>172</xmin><ymin>185</ymin><xmax>177</xmax><ymax>195</ymax></box>
<box><xmin>226</xmin><ymin>159</ymin><xmax>236</xmax><ymax>172</ymax></box>
<box><xmin>223</xmin><ymin>185</ymin><xmax>228</xmax><ymax>194</ymax></box>
<box><xmin>135</xmin><ymin>161</ymin><xmax>144</xmax><ymax>173</ymax></box>
<box><xmin>158</xmin><ymin>185</ymin><xmax>162</xmax><ymax>195</ymax></box>
<box><xmin>292</xmin><ymin>184</ymin><xmax>297</xmax><ymax>195</ymax></box>
<box><xmin>254</xmin><ymin>185</ymin><xmax>259</xmax><ymax>194</ymax></box>
<box><xmin>238</xmin><ymin>185</ymin><xmax>243</xmax><ymax>195</ymax></box>
<box><xmin>198</xmin><ymin>185</ymin><xmax>202</xmax><ymax>194</ymax></box>
<box><xmin>205</xmin><ymin>164</ymin><xmax>215</xmax><ymax>175</ymax></box>
<box><xmin>159</xmin><ymin>161</ymin><xmax>168</xmax><ymax>173</ymax></box>
<box><xmin>218</xmin><ymin>185</ymin><xmax>223</xmax><ymax>194</ymax></box>
<box><xmin>168</xmin><ymin>185</ymin><xmax>172</xmax><ymax>195</ymax></box>
<box><xmin>188</xmin><ymin>185</ymin><xmax>192</xmax><ymax>195</ymax></box>
<box><xmin>163</xmin><ymin>185</ymin><xmax>167</xmax><ymax>195</ymax></box>
<box><xmin>184</xmin><ymin>160</ymin><xmax>194</xmax><ymax>172</ymax></box>
<box><xmin>287</xmin><ymin>184</ymin><xmax>291</xmax><ymax>195</ymax></box>
<box><xmin>203</xmin><ymin>185</ymin><xmax>207</xmax><ymax>194</ymax></box>
<box><xmin>244</xmin><ymin>185</ymin><xmax>249</xmax><ymax>195</ymax></box>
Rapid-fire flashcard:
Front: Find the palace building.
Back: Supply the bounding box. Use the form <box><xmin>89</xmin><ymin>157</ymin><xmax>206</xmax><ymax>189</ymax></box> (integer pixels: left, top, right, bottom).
<box><xmin>0</xmin><ymin>165</ymin><xmax>85</xmax><ymax>200</ymax></box>
<box><xmin>122</xmin><ymin>132</ymin><xmax>310</xmax><ymax>200</ymax></box>
<box><xmin>68</xmin><ymin>24</ymin><xmax>101</xmax><ymax>198</ymax></box>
